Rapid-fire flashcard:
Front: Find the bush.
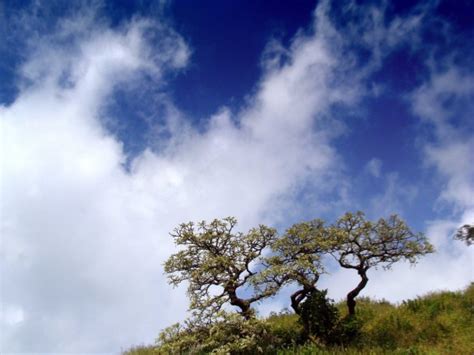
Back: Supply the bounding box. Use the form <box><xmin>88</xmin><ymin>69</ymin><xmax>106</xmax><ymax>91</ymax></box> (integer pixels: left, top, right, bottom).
<box><xmin>300</xmin><ymin>289</ymin><xmax>340</xmax><ymax>344</ymax></box>
<box><xmin>335</xmin><ymin>315</ymin><xmax>363</xmax><ymax>345</ymax></box>
<box><xmin>156</xmin><ymin>311</ymin><xmax>299</xmax><ymax>354</ymax></box>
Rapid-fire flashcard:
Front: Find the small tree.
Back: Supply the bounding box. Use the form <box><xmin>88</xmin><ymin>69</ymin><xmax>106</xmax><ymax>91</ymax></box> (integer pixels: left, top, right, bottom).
<box><xmin>164</xmin><ymin>217</ymin><xmax>278</xmax><ymax>320</ymax></box>
<box><xmin>257</xmin><ymin>220</ymin><xmax>329</xmax><ymax>316</ymax></box>
<box><xmin>329</xmin><ymin>212</ymin><xmax>434</xmax><ymax>316</ymax></box>
<box><xmin>454</xmin><ymin>224</ymin><xmax>473</xmax><ymax>246</ymax></box>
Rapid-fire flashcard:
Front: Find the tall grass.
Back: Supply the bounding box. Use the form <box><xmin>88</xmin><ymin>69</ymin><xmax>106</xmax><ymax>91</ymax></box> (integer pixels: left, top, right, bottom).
<box><xmin>123</xmin><ymin>283</ymin><xmax>474</xmax><ymax>354</ymax></box>
<box><xmin>279</xmin><ymin>283</ymin><xmax>474</xmax><ymax>354</ymax></box>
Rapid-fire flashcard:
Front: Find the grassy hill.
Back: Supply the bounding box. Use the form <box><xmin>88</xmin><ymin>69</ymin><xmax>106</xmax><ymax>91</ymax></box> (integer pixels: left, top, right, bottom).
<box><xmin>124</xmin><ymin>283</ymin><xmax>473</xmax><ymax>354</ymax></box>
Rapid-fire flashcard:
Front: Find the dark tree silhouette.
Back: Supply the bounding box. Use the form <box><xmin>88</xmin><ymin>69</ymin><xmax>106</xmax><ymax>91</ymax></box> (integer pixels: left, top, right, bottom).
<box><xmin>454</xmin><ymin>224</ymin><xmax>473</xmax><ymax>246</ymax></box>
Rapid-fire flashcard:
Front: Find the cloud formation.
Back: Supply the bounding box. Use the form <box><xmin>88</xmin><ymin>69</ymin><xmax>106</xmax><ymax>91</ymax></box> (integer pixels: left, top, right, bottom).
<box><xmin>1</xmin><ymin>16</ymin><xmax>193</xmax><ymax>352</ymax></box>
<box><xmin>0</xmin><ymin>3</ymin><xmax>364</xmax><ymax>352</ymax></box>
<box><xmin>1</xmin><ymin>1</ymin><xmax>472</xmax><ymax>352</ymax></box>
<box><xmin>365</xmin><ymin>158</ymin><xmax>382</xmax><ymax>178</ymax></box>
<box><xmin>321</xmin><ymin>1</ymin><xmax>474</xmax><ymax>306</ymax></box>
<box><xmin>412</xmin><ymin>67</ymin><xmax>474</xmax><ymax>210</ymax></box>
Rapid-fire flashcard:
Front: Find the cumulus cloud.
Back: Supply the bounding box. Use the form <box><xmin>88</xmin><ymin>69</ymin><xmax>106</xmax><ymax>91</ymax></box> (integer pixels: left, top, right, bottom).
<box><xmin>1</xmin><ymin>15</ymin><xmax>193</xmax><ymax>352</ymax></box>
<box><xmin>1</xmin><ymin>1</ymin><xmax>472</xmax><ymax>352</ymax></box>
<box><xmin>325</xmin><ymin>44</ymin><xmax>474</xmax><ymax>308</ymax></box>
<box><xmin>388</xmin><ymin>64</ymin><xmax>474</xmax><ymax>299</ymax></box>
<box><xmin>365</xmin><ymin>157</ymin><xmax>382</xmax><ymax>178</ymax></box>
<box><xmin>316</xmin><ymin>2</ymin><xmax>474</xmax><ymax>309</ymax></box>
<box><xmin>0</xmin><ymin>2</ymin><xmax>367</xmax><ymax>352</ymax></box>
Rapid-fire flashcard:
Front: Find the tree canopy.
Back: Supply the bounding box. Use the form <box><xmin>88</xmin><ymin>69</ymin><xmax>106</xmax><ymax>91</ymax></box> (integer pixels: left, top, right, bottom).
<box><xmin>164</xmin><ymin>212</ymin><xmax>434</xmax><ymax>324</ymax></box>
<box><xmin>256</xmin><ymin>219</ymin><xmax>329</xmax><ymax>315</ymax></box>
<box><xmin>164</xmin><ymin>217</ymin><xmax>278</xmax><ymax>320</ymax></box>
<box><xmin>328</xmin><ymin>212</ymin><xmax>434</xmax><ymax>315</ymax></box>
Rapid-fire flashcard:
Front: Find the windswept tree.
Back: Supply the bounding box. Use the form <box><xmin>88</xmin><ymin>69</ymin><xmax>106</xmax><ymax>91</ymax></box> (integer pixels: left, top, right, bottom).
<box><xmin>454</xmin><ymin>224</ymin><xmax>473</xmax><ymax>246</ymax></box>
<box><xmin>256</xmin><ymin>219</ymin><xmax>329</xmax><ymax>315</ymax></box>
<box><xmin>329</xmin><ymin>212</ymin><xmax>434</xmax><ymax>316</ymax></box>
<box><xmin>164</xmin><ymin>217</ymin><xmax>278</xmax><ymax>320</ymax></box>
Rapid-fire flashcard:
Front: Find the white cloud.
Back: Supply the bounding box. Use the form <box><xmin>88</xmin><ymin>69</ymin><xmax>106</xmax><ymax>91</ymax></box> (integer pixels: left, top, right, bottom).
<box><xmin>368</xmin><ymin>172</ymin><xmax>418</xmax><ymax>218</ymax></box>
<box><xmin>305</xmin><ymin>2</ymin><xmax>474</xmax><ymax>311</ymax></box>
<box><xmin>412</xmin><ymin>68</ymin><xmax>474</xmax><ymax>210</ymax></box>
<box><xmin>1</xmin><ymin>1</ymin><xmax>472</xmax><ymax>352</ymax></box>
<box><xmin>328</xmin><ymin>60</ymin><xmax>474</xmax><ymax>309</ymax></box>
<box><xmin>365</xmin><ymin>158</ymin><xmax>382</xmax><ymax>178</ymax></box>
<box><xmin>1</xmin><ymin>17</ymin><xmax>192</xmax><ymax>352</ymax></box>
<box><xmin>0</xmin><ymin>4</ymin><xmax>363</xmax><ymax>352</ymax></box>
<box><xmin>403</xmin><ymin>65</ymin><xmax>474</xmax><ymax>298</ymax></box>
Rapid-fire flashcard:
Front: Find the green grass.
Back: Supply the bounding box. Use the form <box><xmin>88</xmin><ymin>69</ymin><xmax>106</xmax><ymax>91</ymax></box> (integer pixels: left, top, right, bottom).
<box><xmin>123</xmin><ymin>283</ymin><xmax>474</xmax><ymax>354</ymax></box>
<box><xmin>122</xmin><ymin>345</ymin><xmax>157</xmax><ymax>355</ymax></box>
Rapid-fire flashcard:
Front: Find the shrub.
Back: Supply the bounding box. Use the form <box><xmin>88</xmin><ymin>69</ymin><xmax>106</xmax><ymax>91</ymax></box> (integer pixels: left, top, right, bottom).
<box><xmin>300</xmin><ymin>289</ymin><xmax>340</xmax><ymax>344</ymax></box>
<box><xmin>335</xmin><ymin>315</ymin><xmax>363</xmax><ymax>345</ymax></box>
<box><xmin>156</xmin><ymin>311</ymin><xmax>298</xmax><ymax>354</ymax></box>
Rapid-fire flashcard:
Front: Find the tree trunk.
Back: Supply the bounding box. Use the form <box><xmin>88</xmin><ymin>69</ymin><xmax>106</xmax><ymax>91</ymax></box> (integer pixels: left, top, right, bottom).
<box><xmin>227</xmin><ymin>286</ymin><xmax>253</xmax><ymax>319</ymax></box>
<box><xmin>290</xmin><ymin>289</ymin><xmax>305</xmax><ymax>315</ymax></box>
<box><xmin>346</xmin><ymin>270</ymin><xmax>368</xmax><ymax>316</ymax></box>
<box><xmin>290</xmin><ymin>285</ymin><xmax>316</xmax><ymax>315</ymax></box>
<box><xmin>291</xmin><ymin>286</ymin><xmax>318</xmax><ymax>339</ymax></box>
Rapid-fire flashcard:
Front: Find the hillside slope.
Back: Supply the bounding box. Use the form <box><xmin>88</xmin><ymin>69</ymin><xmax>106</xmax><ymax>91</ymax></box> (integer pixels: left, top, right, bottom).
<box><xmin>124</xmin><ymin>283</ymin><xmax>474</xmax><ymax>354</ymax></box>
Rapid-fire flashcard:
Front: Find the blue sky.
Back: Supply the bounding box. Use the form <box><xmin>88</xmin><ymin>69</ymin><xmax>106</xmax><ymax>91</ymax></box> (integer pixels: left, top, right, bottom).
<box><xmin>1</xmin><ymin>0</ymin><xmax>473</xmax><ymax>352</ymax></box>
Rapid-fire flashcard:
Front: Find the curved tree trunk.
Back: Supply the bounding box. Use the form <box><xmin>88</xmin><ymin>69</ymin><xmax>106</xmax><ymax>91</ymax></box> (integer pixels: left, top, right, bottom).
<box><xmin>227</xmin><ymin>286</ymin><xmax>253</xmax><ymax>319</ymax></box>
<box><xmin>291</xmin><ymin>285</ymin><xmax>318</xmax><ymax>338</ymax></box>
<box><xmin>290</xmin><ymin>285</ymin><xmax>316</xmax><ymax>315</ymax></box>
<box><xmin>290</xmin><ymin>289</ymin><xmax>306</xmax><ymax>315</ymax></box>
<box><xmin>347</xmin><ymin>269</ymin><xmax>368</xmax><ymax>316</ymax></box>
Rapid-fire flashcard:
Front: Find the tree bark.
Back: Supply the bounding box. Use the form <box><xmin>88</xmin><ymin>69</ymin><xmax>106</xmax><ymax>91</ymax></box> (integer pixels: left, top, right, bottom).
<box><xmin>346</xmin><ymin>269</ymin><xmax>368</xmax><ymax>316</ymax></box>
<box><xmin>226</xmin><ymin>286</ymin><xmax>253</xmax><ymax>319</ymax></box>
<box><xmin>290</xmin><ymin>289</ymin><xmax>305</xmax><ymax>315</ymax></box>
<box><xmin>290</xmin><ymin>285</ymin><xmax>316</xmax><ymax>315</ymax></box>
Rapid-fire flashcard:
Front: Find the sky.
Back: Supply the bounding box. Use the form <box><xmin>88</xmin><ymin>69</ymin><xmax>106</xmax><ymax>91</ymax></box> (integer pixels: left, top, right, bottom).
<box><xmin>0</xmin><ymin>0</ymin><xmax>473</xmax><ymax>352</ymax></box>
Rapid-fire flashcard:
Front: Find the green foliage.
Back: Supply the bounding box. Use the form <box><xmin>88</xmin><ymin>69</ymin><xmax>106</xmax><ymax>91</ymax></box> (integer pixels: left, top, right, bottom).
<box><xmin>336</xmin><ymin>315</ymin><xmax>363</xmax><ymax>345</ymax></box>
<box><xmin>330</xmin><ymin>212</ymin><xmax>434</xmax><ymax>270</ymax></box>
<box><xmin>300</xmin><ymin>289</ymin><xmax>340</xmax><ymax>343</ymax></box>
<box><xmin>164</xmin><ymin>213</ymin><xmax>433</xmax><ymax>321</ymax></box>
<box><xmin>153</xmin><ymin>311</ymin><xmax>304</xmax><ymax>354</ymax></box>
<box><xmin>329</xmin><ymin>212</ymin><xmax>434</xmax><ymax>316</ymax></box>
<box><xmin>265</xmin><ymin>311</ymin><xmax>304</xmax><ymax>346</ymax></box>
<box><xmin>124</xmin><ymin>284</ymin><xmax>474</xmax><ymax>354</ymax></box>
<box><xmin>164</xmin><ymin>217</ymin><xmax>278</xmax><ymax>320</ymax></box>
<box><xmin>263</xmin><ymin>219</ymin><xmax>329</xmax><ymax>287</ymax></box>
<box><xmin>331</xmin><ymin>211</ymin><xmax>434</xmax><ymax>268</ymax></box>
<box><xmin>356</xmin><ymin>284</ymin><xmax>474</xmax><ymax>353</ymax></box>
<box><xmin>122</xmin><ymin>345</ymin><xmax>156</xmax><ymax>355</ymax></box>
<box><xmin>155</xmin><ymin>311</ymin><xmax>302</xmax><ymax>354</ymax></box>
<box><xmin>278</xmin><ymin>284</ymin><xmax>474</xmax><ymax>354</ymax></box>
<box><xmin>128</xmin><ymin>212</ymin><xmax>449</xmax><ymax>354</ymax></box>
<box><xmin>256</xmin><ymin>220</ymin><xmax>329</xmax><ymax>314</ymax></box>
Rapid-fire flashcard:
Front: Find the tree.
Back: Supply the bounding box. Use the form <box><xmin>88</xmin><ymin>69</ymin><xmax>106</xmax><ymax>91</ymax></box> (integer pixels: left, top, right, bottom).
<box><xmin>164</xmin><ymin>217</ymin><xmax>278</xmax><ymax>320</ymax></box>
<box><xmin>329</xmin><ymin>212</ymin><xmax>434</xmax><ymax>316</ymax></box>
<box><xmin>256</xmin><ymin>220</ymin><xmax>329</xmax><ymax>316</ymax></box>
<box><xmin>454</xmin><ymin>224</ymin><xmax>473</xmax><ymax>246</ymax></box>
